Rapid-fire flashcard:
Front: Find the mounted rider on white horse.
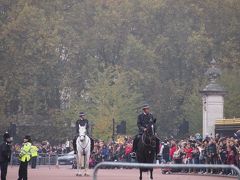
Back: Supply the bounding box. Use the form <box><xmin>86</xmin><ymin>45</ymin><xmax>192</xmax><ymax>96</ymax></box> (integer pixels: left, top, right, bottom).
<box><xmin>72</xmin><ymin>112</ymin><xmax>94</xmax><ymax>176</ymax></box>
<box><xmin>76</xmin><ymin>124</ymin><xmax>91</xmax><ymax>176</ymax></box>
<box><xmin>73</xmin><ymin>112</ymin><xmax>94</xmax><ymax>154</ymax></box>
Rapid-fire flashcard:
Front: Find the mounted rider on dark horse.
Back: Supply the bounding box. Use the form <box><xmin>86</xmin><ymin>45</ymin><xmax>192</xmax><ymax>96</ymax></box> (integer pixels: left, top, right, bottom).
<box><xmin>132</xmin><ymin>104</ymin><xmax>160</xmax><ymax>157</ymax></box>
<box><xmin>132</xmin><ymin>104</ymin><xmax>160</xmax><ymax>180</ymax></box>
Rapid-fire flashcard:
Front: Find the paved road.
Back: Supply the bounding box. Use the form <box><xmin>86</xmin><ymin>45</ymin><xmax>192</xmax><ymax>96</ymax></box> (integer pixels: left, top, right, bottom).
<box><xmin>7</xmin><ymin>165</ymin><xmax>235</xmax><ymax>180</ymax></box>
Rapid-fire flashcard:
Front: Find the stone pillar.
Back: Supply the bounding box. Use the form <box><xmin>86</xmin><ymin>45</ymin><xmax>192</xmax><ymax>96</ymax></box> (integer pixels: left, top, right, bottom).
<box><xmin>200</xmin><ymin>59</ymin><xmax>226</xmax><ymax>138</ymax></box>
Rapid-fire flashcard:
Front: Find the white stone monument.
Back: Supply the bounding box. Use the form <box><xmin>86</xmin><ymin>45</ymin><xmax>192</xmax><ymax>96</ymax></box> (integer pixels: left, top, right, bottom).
<box><xmin>200</xmin><ymin>59</ymin><xmax>227</xmax><ymax>138</ymax></box>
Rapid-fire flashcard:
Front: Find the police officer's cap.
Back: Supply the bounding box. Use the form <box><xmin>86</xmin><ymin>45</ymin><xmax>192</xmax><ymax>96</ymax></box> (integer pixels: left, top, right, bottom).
<box><xmin>3</xmin><ymin>132</ymin><xmax>10</xmax><ymax>141</ymax></box>
<box><xmin>142</xmin><ymin>104</ymin><xmax>150</xmax><ymax>110</ymax></box>
<box><xmin>79</xmin><ymin>112</ymin><xmax>85</xmax><ymax>117</ymax></box>
<box><xmin>24</xmin><ymin>135</ymin><xmax>31</xmax><ymax>142</ymax></box>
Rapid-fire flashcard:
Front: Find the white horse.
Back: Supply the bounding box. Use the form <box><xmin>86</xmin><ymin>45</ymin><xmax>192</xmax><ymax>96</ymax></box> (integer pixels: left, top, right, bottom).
<box><xmin>76</xmin><ymin>125</ymin><xmax>91</xmax><ymax>176</ymax></box>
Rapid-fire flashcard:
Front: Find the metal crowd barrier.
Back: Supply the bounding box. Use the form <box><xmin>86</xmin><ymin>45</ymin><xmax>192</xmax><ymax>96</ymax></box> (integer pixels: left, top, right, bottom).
<box><xmin>93</xmin><ymin>162</ymin><xmax>240</xmax><ymax>180</ymax></box>
<box><xmin>10</xmin><ymin>153</ymin><xmax>64</xmax><ymax>167</ymax></box>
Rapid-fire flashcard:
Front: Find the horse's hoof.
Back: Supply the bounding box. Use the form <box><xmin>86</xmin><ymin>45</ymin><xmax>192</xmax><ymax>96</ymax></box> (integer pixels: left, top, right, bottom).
<box><xmin>83</xmin><ymin>172</ymin><xmax>89</xmax><ymax>176</ymax></box>
<box><xmin>76</xmin><ymin>173</ymin><xmax>82</xmax><ymax>176</ymax></box>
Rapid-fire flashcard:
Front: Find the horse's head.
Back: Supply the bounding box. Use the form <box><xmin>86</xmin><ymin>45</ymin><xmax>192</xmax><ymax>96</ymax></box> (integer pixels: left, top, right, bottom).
<box><xmin>79</xmin><ymin>125</ymin><xmax>87</xmax><ymax>142</ymax></box>
<box><xmin>144</xmin><ymin>123</ymin><xmax>155</xmax><ymax>137</ymax></box>
<box><xmin>141</xmin><ymin>122</ymin><xmax>157</xmax><ymax>149</ymax></box>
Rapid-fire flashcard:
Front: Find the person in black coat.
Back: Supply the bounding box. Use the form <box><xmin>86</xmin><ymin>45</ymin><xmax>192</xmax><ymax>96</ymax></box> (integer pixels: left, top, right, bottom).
<box><xmin>132</xmin><ymin>104</ymin><xmax>159</xmax><ymax>157</ymax></box>
<box><xmin>0</xmin><ymin>132</ymin><xmax>12</xmax><ymax>180</ymax></box>
<box><xmin>73</xmin><ymin>112</ymin><xmax>94</xmax><ymax>154</ymax></box>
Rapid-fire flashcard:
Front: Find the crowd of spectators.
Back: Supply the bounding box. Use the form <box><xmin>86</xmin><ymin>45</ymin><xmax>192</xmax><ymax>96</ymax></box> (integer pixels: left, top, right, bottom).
<box><xmin>89</xmin><ymin>137</ymin><xmax>133</xmax><ymax>167</ymax></box>
<box><xmin>88</xmin><ymin>133</ymin><xmax>240</xmax><ymax>176</ymax></box>
<box><xmin>9</xmin><ymin>133</ymin><xmax>240</xmax><ymax>176</ymax></box>
<box><xmin>10</xmin><ymin>140</ymin><xmax>72</xmax><ymax>165</ymax></box>
<box><xmin>159</xmin><ymin>133</ymin><xmax>240</xmax><ymax>175</ymax></box>
<box><xmin>12</xmin><ymin>140</ymin><xmax>71</xmax><ymax>156</ymax></box>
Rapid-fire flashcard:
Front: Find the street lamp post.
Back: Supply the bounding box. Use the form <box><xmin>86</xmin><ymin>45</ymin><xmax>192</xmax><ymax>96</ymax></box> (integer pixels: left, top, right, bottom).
<box><xmin>112</xmin><ymin>118</ymin><xmax>115</xmax><ymax>142</ymax></box>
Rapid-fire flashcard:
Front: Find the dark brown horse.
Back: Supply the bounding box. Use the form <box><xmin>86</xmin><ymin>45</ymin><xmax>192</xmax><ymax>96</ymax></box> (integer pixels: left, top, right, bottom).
<box><xmin>136</xmin><ymin>124</ymin><xmax>157</xmax><ymax>180</ymax></box>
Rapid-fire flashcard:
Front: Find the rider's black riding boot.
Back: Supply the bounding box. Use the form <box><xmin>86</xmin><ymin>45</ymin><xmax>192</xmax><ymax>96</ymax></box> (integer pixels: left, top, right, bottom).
<box><xmin>132</xmin><ymin>135</ymin><xmax>140</xmax><ymax>158</ymax></box>
<box><xmin>73</xmin><ymin>136</ymin><xmax>77</xmax><ymax>154</ymax></box>
<box><xmin>132</xmin><ymin>136</ymin><xmax>138</xmax><ymax>153</ymax></box>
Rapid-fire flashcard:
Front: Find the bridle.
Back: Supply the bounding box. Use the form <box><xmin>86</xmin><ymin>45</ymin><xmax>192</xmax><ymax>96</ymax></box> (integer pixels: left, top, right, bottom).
<box><xmin>141</xmin><ymin>124</ymin><xmax>156</xmax><ymax>148</ymax></box>
<box><xmin>79</xmin><ymin>134</ymin><xmax>86</xmax><ymax>141</ymax></box>
<box><xmin>78</xmin><ymin>135</ymin><xmax>90</xmax><ymax>154</ymax></box>
<box><xmin>78</xmin><ymin>125</ymin><xmax>90</xmax><ymax>155</ymax></box>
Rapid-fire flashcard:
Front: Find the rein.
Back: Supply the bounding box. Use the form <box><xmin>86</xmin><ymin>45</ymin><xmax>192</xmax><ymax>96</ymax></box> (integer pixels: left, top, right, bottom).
<box><xmin>78</xmin><ymin>135</ymin><xmax>90</xmax><ymax>155</ymax></box>
<box><xmin>141</xmin><ymin>132</ymin><xmax>156</xmax><ymax>148</ymax></box>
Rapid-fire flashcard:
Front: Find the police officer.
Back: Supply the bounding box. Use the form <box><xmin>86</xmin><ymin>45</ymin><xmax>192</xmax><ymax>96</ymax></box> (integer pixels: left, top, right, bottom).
<box><xmin>0</xmin><ymin>132</ymin><xmax>12</xmax><ymax>180</ymax></box>
<box><xmin>132</xmin><ymin>104</ymin><xmax>159</xmax><ymax>157</ymax></box>
<box><xmin>30</xmin><ymin>144</ymin><xmax>38</xmax><ymax>169</ymax></box>
<box><xmin>73</xmin><ymin>112</ymin><xmax>94</xmax><ymax>154</ymax></box>
<box><xmin>18</xmin><ymin>135</ymin><xmax>32</xmax><ymax>180</ymax></box>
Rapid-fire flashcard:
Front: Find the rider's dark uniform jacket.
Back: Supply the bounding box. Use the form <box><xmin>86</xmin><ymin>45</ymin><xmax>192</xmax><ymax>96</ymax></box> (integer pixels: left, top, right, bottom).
<box><xmin>76</xmin><ymin>119</ymin><xmax>89</xmax><ymax>134</ymax></box>
<box><xmin>137</xmin><ymin>112</ymin><xmax>156</xmax><ymax>134</ymax></box>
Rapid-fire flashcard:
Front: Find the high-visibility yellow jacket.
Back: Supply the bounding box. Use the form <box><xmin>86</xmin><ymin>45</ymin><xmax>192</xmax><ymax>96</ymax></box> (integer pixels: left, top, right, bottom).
<box><xmin>19</xmin><ymin>142</ymin><xmax>32</xmax><ymax>162</ymax></box>
<box><xmin>30</xmin><ymin>145</ymin><xmax>38</xmax><ymax>157</ymax></box>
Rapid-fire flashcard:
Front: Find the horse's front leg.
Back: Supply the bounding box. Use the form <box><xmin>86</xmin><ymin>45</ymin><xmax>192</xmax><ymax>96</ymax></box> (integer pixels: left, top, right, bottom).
<box><xmin>139</xmin><ymin>169</ymin><xmax>142</xmax><ymax>180</ymax></box>
<box><xmin>81</xmin><ymin>153</ymin><xmax>85</xmax><ymax>169</ymax></box>
<box><xmin>77</xmin><ymin>154</ymin><xmax>82</xmax><ymax>176</ymax></box>
<box><xmin>150</xmin><ymin>169</ymin><xmax>153</xmax><ymax>180</ymax></box>
<box><xmin>84</xmin><ymin>154</ymin><xmax>90</xmax><ymax>176</ymax></box>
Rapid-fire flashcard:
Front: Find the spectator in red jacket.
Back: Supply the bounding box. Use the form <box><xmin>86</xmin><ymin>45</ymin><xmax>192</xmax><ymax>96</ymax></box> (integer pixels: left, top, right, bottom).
<box><xmin>125</xmin><ymin>143</ymin><xmax>132</xmax><ymax>156</ymax></box>
<box><xmin>184</xmin><ymin>143</ymin><xmax>193</xmax><ymax>163</ymax></box>
<box><xmin>170</xmin><ymin>140</ymin><xmax>177</xmax><ymax>161</ymax></box>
